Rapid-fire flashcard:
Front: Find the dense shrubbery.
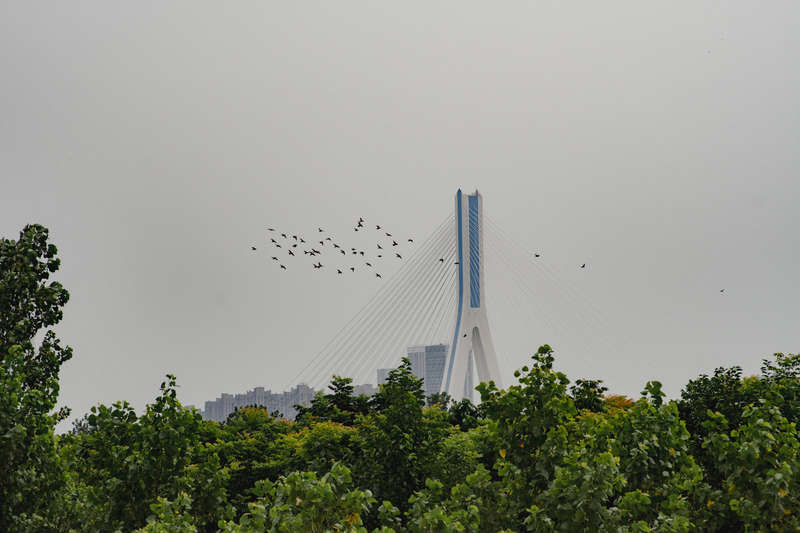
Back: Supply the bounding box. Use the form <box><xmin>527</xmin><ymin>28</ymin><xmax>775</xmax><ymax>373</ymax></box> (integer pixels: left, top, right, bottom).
<box><xmin>3</xmin><ymin>224</ymin><xmax>800</xmax><ymax>532</ymax></box>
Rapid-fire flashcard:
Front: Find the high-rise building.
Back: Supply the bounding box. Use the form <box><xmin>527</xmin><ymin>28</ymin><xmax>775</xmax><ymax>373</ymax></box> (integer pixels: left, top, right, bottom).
<box><xmin>406</xmin><ymin>343</ymin><xmax>448</xmax><ymax>399</ymax></box>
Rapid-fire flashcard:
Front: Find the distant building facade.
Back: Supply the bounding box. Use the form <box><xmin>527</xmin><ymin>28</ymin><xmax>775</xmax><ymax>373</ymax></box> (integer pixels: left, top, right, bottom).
<box><xmin>202</xmin><ymin>381</ymin><xmax>379</xmax><ymax>423</ymax></box>
<box><xmin>407</xmin><ymin>343</ymin><xmax>449</xmax><ymax>399</ymax></box>
<box><xmin>353</xmin><ymin>383</ymin><xmax>379</xmax><ymax>397</ymax></box>
<box><xmin>376</xmin><ymin>343</ymin><xmax>474</xmax><ymax>401</ymax></box>
<box><xmin>203</xmin><ymin>384</ymin><xmax>316</xmax><ymax>422</ymax></box>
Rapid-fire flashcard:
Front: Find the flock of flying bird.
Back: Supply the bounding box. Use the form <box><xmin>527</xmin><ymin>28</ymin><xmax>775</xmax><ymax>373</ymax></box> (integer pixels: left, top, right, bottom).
<box><xmin>251</xmin><ymin>217</ymin><xmax>417</xmax><ymax>279</ymax></box>
<box><xmin>252</xmin><ymin>215</ymin><xmax>594</xmax><ymax>283</ymax></box>
<box><xmin>251</xmin><ymin>221</ymin><xmax>725</xmax><ymax>292</ymax></box>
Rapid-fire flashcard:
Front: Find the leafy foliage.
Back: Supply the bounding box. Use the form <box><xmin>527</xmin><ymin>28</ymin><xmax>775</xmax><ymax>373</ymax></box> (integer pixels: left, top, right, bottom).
<box><xmin>0</xmin><ymin>225</ymin><xmax>71</xmax><ymax>531</ymax></box>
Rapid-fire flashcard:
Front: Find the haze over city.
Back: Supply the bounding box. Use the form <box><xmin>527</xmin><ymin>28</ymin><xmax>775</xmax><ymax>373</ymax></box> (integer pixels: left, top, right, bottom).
<box><xmin>2</xmin><ymin>3</ymin><xmax>798</xmax><ymax>429</ymax></box>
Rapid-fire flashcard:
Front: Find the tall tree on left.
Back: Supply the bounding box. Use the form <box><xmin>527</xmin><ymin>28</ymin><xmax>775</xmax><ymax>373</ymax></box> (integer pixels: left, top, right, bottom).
<box><xmin>0</xmin><ymin>224</ymin><xmax>72</xmax><ymax>531</ymax></box>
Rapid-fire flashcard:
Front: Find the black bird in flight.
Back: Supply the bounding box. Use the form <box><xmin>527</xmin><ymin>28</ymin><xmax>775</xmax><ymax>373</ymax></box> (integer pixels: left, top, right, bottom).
<box><xmin>352</xmin><ymin>250</ymin><xmax>357</xmax><ymax>255</ymax></box>
<box><xmin>720</xmin><ymin>289</ymin><xmax>725</xmax><ymax>293</ymax></box>
<box><xmin>354</xmin><ymin>227</ymin><xmax>359</xmax><ymax>232</ymax></box>
<box><xmin>454</xmin><ymin>261</ymin><xmax>459</xmax><ymax>265</ymax></box>
<box><xmin>325</xmin><ymin>237</ymin><xmax>332</xmax><ymax>241</ymax></box>
<box><xmin>268</xmin><ymin>228</ymin><xmax>275</xmax><ymax>231</ymax></box>
<box><xmin>276</xmin><ymin>244</ymin><xmax>282</xmax><ymax>248</ymax></box>
<box><xmin>251</xmin><ymin>246</ymin><xmax>257</xmax><ymax>251</ymax></box>
<box><xmin>359</xmin><ymin>251</ymin><xmax>365</xmax><ymax>256</ymax></box>
<box><xmin>280</xmin><ymin>264</ymin><xmax>286</xmax><ymax>270</ymax></box>
<box><xmin>392</xmin><ymin>241</ymin><xmax>398</xmax><ymax>246</ymax></box>
<box><xmin>272</xmin><ymin>256</ymin><xmax>278</xmax><ymax>260</ymax></box>
<box><xmin>534</xmin><ymin>253</ymin><xmax>540</xmax><ymax>258</ymax></box>
<box><xmin>377</xmin><ymin>254</ymin><xmax>382</xmax><ymax>258</ymax></box>
<box><xmin>292</xmin><ymin>244</ymin><xmax>298</xmax><ymax>248</ymax></box>
<box><xmin>359</xmin><ymin>217</ymin><xmax>364</xmax><ymax>223</ymax></box>
<box><xmin>377</xmin><ymin>244</ymin><xmax>383</xmax><ymax>249</ymax></box>
<box><xmin>300</xmin><ymin>238</ymin><xmax>305</xmax><ymax>243</ymax></box>
<box><xmin>319</xmin><ymin>240</ymin><xmax>325</xmax><ymax>246</ymax></box>
<box><xmin>366</xmin><ymin>262</ymin><xmax>372</xmax><ymax>267</ymax></box>
<box><xmin>350</xmin><ymin>267</ymin><xmax>355</xmax><ymax>272</ymax></box>
<box><xmin>318</xmin><ymin>228</ymin><xmax>324</xmax><ymax>232</ymax></box>
<box><xmin>340</xmin><ymin>250</ymin><xmax>346</xmax><ymax>255</ymax></box>
<box><xmin>408</xmin><ymin>239</ymin><xmax>413</xmax><ymax>243</ymax></box>
<box><xmin>395</xmin><ymin>253</ymin><xmax>402</xmax><ymax>259</ymax></box>
<box><xmin>271</xmin><ymin>238</ymin><xmax>277</xmax><ymax>243</ymax></box>
<box><xmin>337</xmin><ymin>269</ymin><xmax>343</xmax><ymax>274</ymax></box>
<box><xmin>376</xmin><ymin>225</ymin><xmax>381</xmax><ymax>230</ymax></box>
<box><xmin>333</xmin><ymin>243</ymin><xmax>340</xmax><ymax>248</ymax></box>
<box><xmin>375</xmin><ymin>273</ymin><xmax>382</xmax><ymax>278</ymax></box>
<box><xmin>463</xmin><ymin>333</ymin><xmax>467</xmax><ymax>338</ymax></box>
<box><xmin>439</xmin><ymin>258</ymin><xmax>444</xmax><ymax>262</ymax></box>
<box><xmin>385</xmin><ymin>232</ymin><xmax>392</xmax><ymax>237</ymax></box>
<box><xmin>312</xmin><ymin>248</ymin><xmax>321</xmax><ymax>255</ymax></box>
<box><xmin>292</xmin><ymin>235</ymin><xmax>298</xmax><ymax>240</ymax></box>
<box><xmin>288</xmin><ymin>250</ymin><xmax>295</xmax><ymax>256</ymax></box>
<box><xmin>357</xmin><ymin>221</ymin><xmax>363</xmax><ymax>228</ymax></box>
<box><xmin>281</xmin><ymin>233</ymin><xmax>287</xmax><ymax>238</ymax></box>
<box><xmin>580</xmin><ymin>264</ymin><xmax>586</xmax><ymax>269</ymax></box>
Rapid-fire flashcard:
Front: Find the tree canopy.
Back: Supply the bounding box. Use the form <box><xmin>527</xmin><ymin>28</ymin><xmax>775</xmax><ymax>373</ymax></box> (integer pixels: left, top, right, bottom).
<box><xmin>3</xmin><ymin>224</ymin><xmax>800</xmax><ymax>532</ymax></box>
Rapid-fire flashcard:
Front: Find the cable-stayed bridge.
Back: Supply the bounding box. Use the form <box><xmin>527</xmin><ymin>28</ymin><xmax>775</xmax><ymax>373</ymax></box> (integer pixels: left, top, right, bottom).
<box><xmin>289</xmin><ymin>189</ymin><xmax>616</xmax><ymax>400</ymax></box>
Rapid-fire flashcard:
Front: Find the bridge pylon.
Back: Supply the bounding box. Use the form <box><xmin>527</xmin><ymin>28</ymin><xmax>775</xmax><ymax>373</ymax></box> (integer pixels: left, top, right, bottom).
<box><xmin>443</xmin><ymin>189</ymin><xmax>502</xmax><ymax>400</ymax></box>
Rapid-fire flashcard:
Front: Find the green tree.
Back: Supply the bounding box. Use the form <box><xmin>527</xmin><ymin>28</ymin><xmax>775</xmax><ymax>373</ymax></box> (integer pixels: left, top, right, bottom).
<box><xmin>355</xmin><ymin>359</ymin><xmax>449</xmax><ymax>516</ymax></box>
<box><xmin>758</xmin><ymin>352</ymin><xmax>800</xmax><ymax>425</ymax></box>
<box><xmin>0</xmin><ymin>224</ymin><xmax>72</xmax><ymax>531</ymax></box>
<box><xmin>570</xmin><ymin>378</ymin><xmax>608</xmax><ymax>413</ymax></box>
<box><xmin>427</xmin><ymin>391</ymin><xmax>451</xmax><ymax>408</ymax></box>
<box><xmin>218</xmin><ymin>462</ymin><xmax>378</xmax><ymax>533</ymax></box>
<box><xmin>447</xmin><ymin>398</ymin><xmax>482</xmax><ymax>431</ymax></box>
<box><xmin>477</xmin><ymin>345</ymin><xmax>576</xmax><ymax>492</ymax></box>
<box><xmin>214</xmin><ymin>407</ymin><xmax>293</xmax><ymax>514</ymax></box>
<box><xmin>70</xmin><ymin>375</ymin><xmax>232</xmax><ymax>531</ymax></box>
<box><xmin>678</xmin><ymin>366</ymin><xmax>755</xmax><ymax>454</ymax></box>
<box><xmin>295</xmin><ymin>375</ymin><xmax>370</xmax><ymax>426</ymax></box>
<box><xmin>696</xmin><ymin>406</ymin><xmax>800</xmax><ymax>531</ymax></box>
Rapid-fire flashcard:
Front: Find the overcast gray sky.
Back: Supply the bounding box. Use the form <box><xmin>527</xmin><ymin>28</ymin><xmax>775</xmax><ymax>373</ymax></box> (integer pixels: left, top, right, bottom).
<box><xmin>2</xmin><ymin>3</ymin><xmax>798</xmax><ymax>427</ymax></box>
